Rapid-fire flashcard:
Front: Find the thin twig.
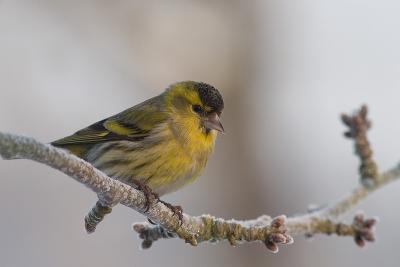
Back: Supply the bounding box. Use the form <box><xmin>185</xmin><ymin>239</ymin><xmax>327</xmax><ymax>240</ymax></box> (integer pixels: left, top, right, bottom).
<box><xmin>341</xmin><ymin>105</ymin><xmax>379</xmax><ymax>187</ymax></box>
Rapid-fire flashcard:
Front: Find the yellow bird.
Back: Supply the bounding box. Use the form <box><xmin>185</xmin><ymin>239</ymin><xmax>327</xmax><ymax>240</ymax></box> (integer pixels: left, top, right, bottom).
<box><xmin>52</xmin><ymin>81</ymin><xmax>224</xmax><ymax>230</ymax></box>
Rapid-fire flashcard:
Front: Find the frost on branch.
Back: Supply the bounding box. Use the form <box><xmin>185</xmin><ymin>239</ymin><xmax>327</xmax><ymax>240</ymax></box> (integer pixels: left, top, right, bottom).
<box><xmin>133</xmin><ymin>215</ymin><xmax>294</xmax><ymax>253</ymax></box>
<box><xmin>0</xmin><ymin>105</ymin><xmax>399</xmax><ymax>253</ymax></box>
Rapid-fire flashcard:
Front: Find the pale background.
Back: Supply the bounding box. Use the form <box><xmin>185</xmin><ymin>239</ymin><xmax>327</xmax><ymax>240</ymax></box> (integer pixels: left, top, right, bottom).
<box><xmin>1</xmin><ymin>1</ymin><xmax>400</xmax><ymax>267</ymax></box>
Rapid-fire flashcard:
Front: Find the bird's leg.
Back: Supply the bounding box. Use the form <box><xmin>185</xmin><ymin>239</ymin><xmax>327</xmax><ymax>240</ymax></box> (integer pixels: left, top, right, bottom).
<box><xmin>147</xmin><ymin>218</ymin><xmax>157</xmax><ymax>225</ymax></box>
<box><xmin>147</xmin><ymin>201</ymin><xmax>183</xmax><ymax>225</ymax></box>
<box><xmin>130</xmin><ymin>179</ymin><xmax>183</xmax><ymax>224</ymax></box>
<box><xmin>130</xmin><ymin>178</ymin><xmax>159</xmax><ymax>212</ymax></box>
<box><xmin>158</xmin><ymin>200</ymin><xmax>183</xmax><ymax>224</ymax></box>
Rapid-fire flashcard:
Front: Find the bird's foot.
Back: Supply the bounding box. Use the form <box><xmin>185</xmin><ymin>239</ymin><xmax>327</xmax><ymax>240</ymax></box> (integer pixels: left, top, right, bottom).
<box><xmin>159</xmin><ymin>200</ymin><xmax>183</xmax><ymax>224</ymax></box>
<box><xmin>147</xmin><ymin>203</ymin><xmax>183</xmax><ymax>226</ymax></box>
<box><xmin>147</xmin><ymin>218</ymin><xmax>157</xmax><ymax>225</ymax></box>
<box><xmin>131</xmin><ymin>179</ymin><xmax>159</xmax><ymax>212</ymax></box>
<box><xmin>130</xmin><ymin>178</ymin><xmax>183</xmax><ymax>225</ymax></box>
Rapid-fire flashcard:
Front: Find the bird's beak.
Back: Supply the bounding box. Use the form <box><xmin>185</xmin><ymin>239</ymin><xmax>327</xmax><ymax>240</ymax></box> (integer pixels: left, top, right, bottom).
<box><xmin>203</xmin><ymin>112</ymin><xmax>225</xmax><ymax>133</ymax></box>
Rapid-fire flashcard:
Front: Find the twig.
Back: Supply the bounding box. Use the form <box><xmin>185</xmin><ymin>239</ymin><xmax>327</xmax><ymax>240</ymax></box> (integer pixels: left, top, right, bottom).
<box><xmin>85</xmin><ymin>200</ymin><xmax>113</xmax><ymax>234</ymax></box>
<box><xmin>341</xmin><ymin>105</ymin><xmax>379</xmax><ymax>187</ymax></box>
<box><xmin>0</xmin><ymin>105</ymin><xmax>398</xmax><ymax>252</ymax></box>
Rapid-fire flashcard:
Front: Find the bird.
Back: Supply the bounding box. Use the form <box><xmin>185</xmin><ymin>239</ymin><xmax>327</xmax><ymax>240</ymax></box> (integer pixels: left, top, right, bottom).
<box><xmin>51</xmin><ymin>81</ymin><xmax>224</xmax><ymax>231</ymax></box>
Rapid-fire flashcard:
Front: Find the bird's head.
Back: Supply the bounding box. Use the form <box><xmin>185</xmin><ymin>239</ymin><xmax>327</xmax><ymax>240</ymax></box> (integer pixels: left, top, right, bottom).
<box><xmin>165</xmin><ymin>81</ymin><xmax>224</xmax><ymax>135</ymax></box>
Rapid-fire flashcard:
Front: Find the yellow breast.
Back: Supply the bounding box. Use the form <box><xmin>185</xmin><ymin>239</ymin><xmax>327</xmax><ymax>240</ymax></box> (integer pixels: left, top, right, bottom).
<box><xmin>144</xmin><ymin>118</ymin><xmax>217</xmax><ymax>195</ymax></box>
<box><xmin>89</xmin><ymin>120</ymin><xmax>217</xmax><ymax>196</ymax></box>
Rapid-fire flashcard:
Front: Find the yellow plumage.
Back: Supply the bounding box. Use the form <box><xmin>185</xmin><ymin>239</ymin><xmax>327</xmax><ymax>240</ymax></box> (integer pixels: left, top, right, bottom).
<box><xmin>52</xmin><ymin>81</ymin><xmax>224</xmax><ymax>196</ymax></box>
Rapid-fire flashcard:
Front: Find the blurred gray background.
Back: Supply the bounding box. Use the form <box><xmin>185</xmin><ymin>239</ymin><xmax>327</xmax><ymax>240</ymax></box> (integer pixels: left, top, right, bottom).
<box><xmin>1</xmin><ymin>1</ymin><xmax>400</xmax><ymax>267</ymax></box>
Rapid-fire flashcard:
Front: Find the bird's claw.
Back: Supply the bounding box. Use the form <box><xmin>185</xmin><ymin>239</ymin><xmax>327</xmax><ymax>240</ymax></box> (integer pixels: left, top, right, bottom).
<box><xmin>131</xmin><ymin>178</ymin><xmax>183</xmax><ymax>225</ymax></box>
<box><xmin>159</xmin><ymin>200</ymin><xmax>183</xmax><ymax>225</ymax></box>
<box><xmin>131</xmin><ymin>179</ymin><xmax>159</xmax><ymax>212</ymax></box>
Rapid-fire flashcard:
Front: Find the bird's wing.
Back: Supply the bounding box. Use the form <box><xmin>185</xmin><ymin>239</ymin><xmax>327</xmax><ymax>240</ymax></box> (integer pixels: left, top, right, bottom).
<box><xmin>51</xmin><ymin>96</ymin><xmax>167</xmax><ymax>146</ymax></box>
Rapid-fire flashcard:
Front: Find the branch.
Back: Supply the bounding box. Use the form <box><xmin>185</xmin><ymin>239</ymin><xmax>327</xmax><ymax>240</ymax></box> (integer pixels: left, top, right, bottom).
<box><xmin>0</xmin><ymin>105</ymin><xmax>398</xmax><ymax>253</ymax></box>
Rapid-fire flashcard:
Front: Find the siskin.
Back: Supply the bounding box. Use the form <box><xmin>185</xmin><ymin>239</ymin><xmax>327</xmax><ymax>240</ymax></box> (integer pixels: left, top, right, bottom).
<box><xmin>52</xmin><ymin>81</ymin><xmax>224</xmax><ymax>229</ymax></box>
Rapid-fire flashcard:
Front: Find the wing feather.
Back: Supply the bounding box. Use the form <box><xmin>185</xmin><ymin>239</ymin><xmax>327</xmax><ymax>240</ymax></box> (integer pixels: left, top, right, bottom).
<box><xmin>51</xmin><ymin>96</ymin><xmax>167</xmax><ymax>147</ymax></box>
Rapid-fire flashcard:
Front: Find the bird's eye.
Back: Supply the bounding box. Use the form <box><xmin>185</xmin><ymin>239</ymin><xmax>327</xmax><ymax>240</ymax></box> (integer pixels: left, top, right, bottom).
<box><xmin>192</xmin><ymin>105</ymin><xmax>203</xmax><ymax>114</ymax></box>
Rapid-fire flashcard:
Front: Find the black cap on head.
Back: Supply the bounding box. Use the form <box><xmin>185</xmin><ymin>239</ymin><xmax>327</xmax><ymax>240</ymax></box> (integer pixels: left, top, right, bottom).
<box><xmin>194</xmin><ymin>82</ymin><xmax>224</xmax><ymax>114</ymax></box>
